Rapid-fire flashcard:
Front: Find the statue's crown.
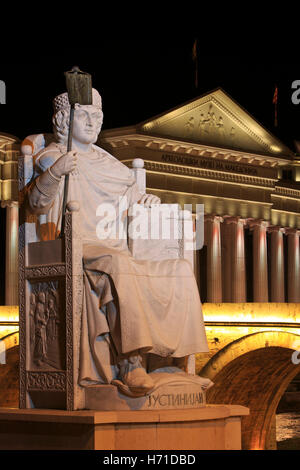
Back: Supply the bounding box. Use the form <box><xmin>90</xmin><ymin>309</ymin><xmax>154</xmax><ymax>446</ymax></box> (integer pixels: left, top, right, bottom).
<box><xmin>53</xmin><ymin>88</ymin><xmax>102</xmax><ymax>113</ymax></box>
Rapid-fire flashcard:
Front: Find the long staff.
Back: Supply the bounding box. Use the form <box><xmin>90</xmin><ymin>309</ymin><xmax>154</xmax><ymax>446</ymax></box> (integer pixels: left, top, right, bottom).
<box><xmin>60</xmin><ymin>66</ymin><xmax>92</xmax><ymax>236</ymax></box>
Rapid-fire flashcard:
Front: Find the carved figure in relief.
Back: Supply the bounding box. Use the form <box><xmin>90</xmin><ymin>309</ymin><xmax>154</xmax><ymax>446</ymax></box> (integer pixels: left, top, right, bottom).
<box><xmin>46</xmin><ymin>298</ymin><xmax>59</xmax><ymax>342</ymax></box>
<box><xmin>33</xmin><ymin>292</ymin><xmax>49</xmax><ymax>366</ymax></box>
<box><xmin>198</xmin><ymin>113</ymin><xmax>206</xmax><ymax>135</ymax></box>
<box><xmin>229</xmin><ymin>126</ymin><xmax>236</xmax><ymax>141</ymax></box>
<box><xmin>216</xmin><ymin>116</ymin><xmax>225</xmax><ymax>139</ymax></box>
<box><xmin>27</xmin><ymin>88</ymin><xmax>212</xmax><ymax>396</ymax></box>
<box><xmin>29</xmin><ymin>292</ymin><xmax>36</xmax><ymax>345</ymax></box>
<box><xmin>184</xmin><ymin>116</ymin><xmax>195</xmax><ymax>138</ymax></box>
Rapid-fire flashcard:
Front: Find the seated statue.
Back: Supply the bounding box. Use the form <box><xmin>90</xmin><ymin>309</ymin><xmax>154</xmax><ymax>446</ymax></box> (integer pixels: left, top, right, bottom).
<box><xmin>27</xmin><ymin>88</ymin><xmax>211</xmax><ymax>397</ymax></box>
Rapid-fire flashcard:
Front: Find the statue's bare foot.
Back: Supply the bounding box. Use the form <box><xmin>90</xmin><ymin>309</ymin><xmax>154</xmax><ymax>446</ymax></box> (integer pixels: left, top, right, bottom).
<box><xmin>119</xmin><ymin>355</ymin><xmax>154</xmax><ymax>394</ymax></box>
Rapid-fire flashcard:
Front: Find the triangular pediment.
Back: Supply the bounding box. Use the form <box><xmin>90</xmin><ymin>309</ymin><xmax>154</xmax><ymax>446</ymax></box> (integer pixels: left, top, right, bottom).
<box><xmin>138</xmin><ymin>89</ymin><xmax>293</xmax><ymax>158</ymax></box>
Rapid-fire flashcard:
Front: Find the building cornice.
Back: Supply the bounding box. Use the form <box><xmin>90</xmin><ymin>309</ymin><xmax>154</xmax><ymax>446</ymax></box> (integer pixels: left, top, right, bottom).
<box><xmin>122</xmin><ymin>158</ymin><xmax>276</xmax><ymax>190</ymax></box>
<box><xmin>99</xmin><ymin>132</ymin><xmax>290</xmax><ymax>167</ymax></box>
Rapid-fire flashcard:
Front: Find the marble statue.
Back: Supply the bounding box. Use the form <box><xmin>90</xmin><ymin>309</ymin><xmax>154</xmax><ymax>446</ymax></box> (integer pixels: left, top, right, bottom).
<box><xmin>27</xmin><ymin>88</ymin><xmax>212</xmax><ymax>397</ymax></box>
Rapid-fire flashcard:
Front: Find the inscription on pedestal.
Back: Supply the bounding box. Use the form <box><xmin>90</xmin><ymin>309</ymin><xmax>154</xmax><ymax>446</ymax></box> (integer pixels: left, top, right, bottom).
<box><xmin>147</xmin><ymin>391</ymin><xmax>204</xmax><ymax>408</ymax></box>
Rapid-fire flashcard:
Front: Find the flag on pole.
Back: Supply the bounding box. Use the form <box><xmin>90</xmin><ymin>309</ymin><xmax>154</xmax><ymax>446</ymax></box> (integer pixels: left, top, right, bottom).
<box><xmin>273</xmin><ymin>85</ymin><xmax>278</xmax><ymax>127</ymax></box>
<box><xmin>192</xmin><ymin>39</ymin><xmax>198</xmax><ymax>89</ymax></box>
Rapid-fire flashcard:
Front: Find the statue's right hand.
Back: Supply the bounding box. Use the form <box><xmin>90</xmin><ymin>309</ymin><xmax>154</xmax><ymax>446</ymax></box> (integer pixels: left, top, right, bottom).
<box><xmin>50</xmin><ymin>151</ymin><xmax>77</xmax><ymax>178</ymax></box>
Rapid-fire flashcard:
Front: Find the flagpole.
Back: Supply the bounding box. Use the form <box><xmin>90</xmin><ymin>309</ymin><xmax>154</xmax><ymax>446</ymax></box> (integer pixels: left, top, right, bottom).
<box><xmin>192</xmin><ymin>39</ymin><xmax>198</xmax><ymax>89</ymax></box>
<box><xmin>273</xmin><ymin>85</ymin><xmax>278</xmax><ymax>127</ymax></box>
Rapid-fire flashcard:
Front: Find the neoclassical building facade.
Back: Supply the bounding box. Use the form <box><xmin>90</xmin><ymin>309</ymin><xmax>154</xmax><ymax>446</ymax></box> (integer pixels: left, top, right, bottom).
<box><xmin>99</xmin><ymin>88</ymin><xmax>300</xmax><ymax>304</ymax></box>
<box><xmin>0</xmin><ymin>88</ymin><xmax>300</xmax><ymax>305</ymax></box>
<box><xmin>0</xmin><ymin>133</ymin><xmax>19</xmax><ymax>306</ymax></box>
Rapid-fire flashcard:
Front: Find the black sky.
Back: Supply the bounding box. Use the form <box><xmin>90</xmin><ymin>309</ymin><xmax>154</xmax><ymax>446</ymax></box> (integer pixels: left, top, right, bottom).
<box><xmin>1</xmin><ymin>42</ymin><xmax>300</xmax><ymax>151</ymax></box>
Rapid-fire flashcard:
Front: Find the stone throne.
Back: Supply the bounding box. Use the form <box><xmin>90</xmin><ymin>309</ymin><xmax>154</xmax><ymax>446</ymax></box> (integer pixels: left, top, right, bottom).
<box><xmin>18</xmin><ymin>133</ymin><xmax>201</xmax><ymax>411</ymax></box>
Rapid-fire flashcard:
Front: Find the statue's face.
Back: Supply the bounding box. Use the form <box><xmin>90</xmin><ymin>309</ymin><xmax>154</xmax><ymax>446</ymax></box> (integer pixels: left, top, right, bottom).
<box><xmin>72</xmin><ymin>105</ymin><xmax>103</xmax><ymax>145</ymax></box>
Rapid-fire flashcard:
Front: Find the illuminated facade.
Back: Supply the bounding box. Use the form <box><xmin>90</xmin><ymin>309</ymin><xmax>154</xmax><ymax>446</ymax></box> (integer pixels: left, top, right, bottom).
<box><xmin>1</xmin><ymin>89</ymin><xmax>300</xmax><ymax>449</ymax></box>
<box><xmin>99</xmin><ymin>88</ymin><xmax>300</xmax><ymax>303</ymax></box>
<box><xmin>1</xmin><ymin>88</ymin><xmax>300</xmax><ymax>305</ymax></box>
<box><xmin>0</xmin><ymin>133</ymin><xmax>19</xmax><ymax>306</ymax></box>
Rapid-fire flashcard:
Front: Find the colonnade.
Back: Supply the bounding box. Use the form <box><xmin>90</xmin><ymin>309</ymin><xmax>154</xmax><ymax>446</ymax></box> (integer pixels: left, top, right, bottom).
<box><xmin>203</xmin><ymin>215</ymin><xmax>300</xmax><ymax>303</ymax></box>
<box><xmin>3</xmin><ymin>207</ymin><xmax>300</xmax><ymax>305</ymax></box>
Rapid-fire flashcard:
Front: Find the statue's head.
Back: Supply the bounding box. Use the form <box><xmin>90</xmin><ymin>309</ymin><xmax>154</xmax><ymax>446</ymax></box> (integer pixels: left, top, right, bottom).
<box><xmin>38</xmin><ymin>292</ymin><xmax>46</xmax><ymax>303</ymax></box>
<box><xmin>52</xmin><ymin>88</ymin><xmax>103</xmax><ymax>146</ymax></box>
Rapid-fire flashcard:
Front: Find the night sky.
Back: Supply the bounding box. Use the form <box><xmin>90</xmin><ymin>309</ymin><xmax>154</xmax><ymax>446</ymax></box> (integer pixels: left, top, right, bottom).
<box><xmin>0</xmin><ymin>42</ymin><xmax>300</xmax><ymax>304</ymax></box>
<box><xmin>1</xmin><ymin>42</ymin><xmax>300</xmax><ymax>150</ymax></box>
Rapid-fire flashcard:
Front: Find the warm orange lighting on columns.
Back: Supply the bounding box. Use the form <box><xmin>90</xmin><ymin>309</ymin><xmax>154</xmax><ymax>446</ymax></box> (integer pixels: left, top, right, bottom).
<box><xmin>248</xmin><ymin>219</ymin><xmax>269</xmax><ymax>302</ymax></box>
<box><xmin>286</xmin><ymin>228</ymin><xmax>300</xmax><ymax>302</ymax></box>
<box><xmin>2</xmin><ymin>201</ymin><xmax>19</xmax><ymax>305</ymax></box>
<box><xmin>222</xmin><ymin>216</ymin><xmax>246</xmax><ymax>302</ymax></box>
<box><xmin>268</xmin><ymin>226</ymin><xmax>285</xmax><ymax>302</ymax></box>
<box><xmin>205</xmin><ymin>214</ymin><xmax>223</xmax><ymax>302</ymax></box>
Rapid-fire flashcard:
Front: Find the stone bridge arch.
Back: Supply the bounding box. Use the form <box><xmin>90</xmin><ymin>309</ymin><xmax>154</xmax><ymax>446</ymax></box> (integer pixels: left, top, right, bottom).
<box><xmin>199</xmin><ymin>330</ymin><xmax>300</xmax><ymax>450</ymax></box>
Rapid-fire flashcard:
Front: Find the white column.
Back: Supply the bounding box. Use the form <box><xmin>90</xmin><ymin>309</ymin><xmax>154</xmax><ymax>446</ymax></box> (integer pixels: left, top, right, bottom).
<box><xmin>222</xmin><ymin>216</ymin><xmax>246</xmax><ymax>302</ymax></box>
<box><xmin>2</xmin><ymin>201</ymin><xmax>19</xmax><ymax>305</ymax></box>
<box><xmin>248</xmin><ymin>219</ymin><xmax>269</xmax><ymax>302</ymax></box>
<box><xmin>268</xmin><ymin>226</ymin><xmax>285</xmax><ymax>302</ymax></box>
<box><xmin>286</xmin><ymin>228</ymin><xmax>300</xmax><ymax>302</ymax></box>
<box><xmin>205</xmin><ymin>214</ymin><xmax>223</xmax><ymax>302</ymax></box>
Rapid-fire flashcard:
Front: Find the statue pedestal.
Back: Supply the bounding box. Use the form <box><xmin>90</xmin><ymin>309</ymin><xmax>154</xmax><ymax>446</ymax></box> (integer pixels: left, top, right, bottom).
<box><xmin>0</xmin><ymin>405</ymin><xmax>249</xmax><ymax>450</ymax></box>
<box><xmin>84</xmin><ymin>370</ymin><xmax>210</xmax><ymax>411</ymax></box>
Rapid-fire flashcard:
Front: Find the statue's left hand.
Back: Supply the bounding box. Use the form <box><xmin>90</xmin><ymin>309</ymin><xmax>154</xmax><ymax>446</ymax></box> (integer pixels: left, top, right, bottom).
<box><xmin>139</xmin><ymin>194</ymin><xmax>161</xmax><ymax>207</ymax></box>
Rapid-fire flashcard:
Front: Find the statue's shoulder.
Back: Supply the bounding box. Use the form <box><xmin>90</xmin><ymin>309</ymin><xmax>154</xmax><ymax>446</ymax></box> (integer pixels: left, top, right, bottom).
<box><xmin>34</xmin><ymin>142</ymin><xmax>63</xmax><ymax>174</ymax></box>
<box><xmin>92</xmin><ymin>144</ymin><xmax>134</xmax><ymax>180</ymax></box>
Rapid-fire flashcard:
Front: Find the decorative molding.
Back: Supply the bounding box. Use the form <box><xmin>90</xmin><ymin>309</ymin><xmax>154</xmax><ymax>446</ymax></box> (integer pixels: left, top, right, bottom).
<box><xmin>142</xmin><ymin>160</ymin><xmax>275</xmax><ymax>189</ymax></box>
<box><xmin>209</xmin><ymin>97</ymin><xmax>271</xmax><ymax>154</ymax></box>
<box><xmin>204</xmin><ymin>214</ymin><xmax>224</xmax><ymax>223</ymax></box>
<box><xmin>246</xmin><ymin>218</ymin><xmax>269</xmax><ymax>230</ymax></box>
<box><xmin>285</xmin><ymin>227</ymin><xmax>300</xmax><ymax>236</ymax></box>
<box><xmin>101</xmin><ymin>133</ymin><xmax>289</xmax><ymax>166</ymax></box>
<box><xmin>1</xmin><ymin>200</ymin><xmax>19</xmax><ymax>209</ymax></box>
<box><xmin>223</xmin><ymin>216</ymin><xmax>246</xmax><ymax>225</ymax></box>
<box><xmin>274</xmin><ymin>186</ymin><xmax>300</xmax><ymax>200</ymax></box>
<box><xmin>268</xmin><ymin>225</ymin><xmax>286</xmax><ymax>234</ymax></box>
<box><xmin>27</xmin><ymin>371</ymin><xmax>66</xmax><ymax>391</ymax></box>
<box><xmin>19</xmin><ymin>223</ymin><xmax>26</xmax><ymax>408</ymax></box>
<box><xmin>139</xmin><ymin>90</ymin><xmax>290</xmax><ymax>157</ymax></box>
<box><xmin>25</xmin><ymin>264</ymin><xmax>66</xmax><ymax>279</ymax></box>
<box><xmin>18</xmin><ymin>156</ymin><xmax>26</xmax><ymax>408</ymax></box>
<box><xmin>64</xmin><ymin>212</ymin><xmax>74</xmax><ymax>411</ymax></box>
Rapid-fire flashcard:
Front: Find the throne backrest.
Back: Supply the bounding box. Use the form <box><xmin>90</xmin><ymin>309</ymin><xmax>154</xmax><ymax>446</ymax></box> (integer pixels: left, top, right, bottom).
<box><xmin>19</xmin><ymin>134</ymin><xmax>147</xmax><ymax>246</ymax></box>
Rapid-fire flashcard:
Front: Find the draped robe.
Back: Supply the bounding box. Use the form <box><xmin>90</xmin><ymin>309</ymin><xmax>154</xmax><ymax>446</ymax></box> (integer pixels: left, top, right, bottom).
<box><xmin>28</xmin><ymin>142</ymin><xmax>209</xmax><ymax>384</ymax></box>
